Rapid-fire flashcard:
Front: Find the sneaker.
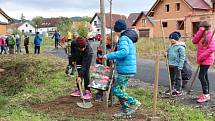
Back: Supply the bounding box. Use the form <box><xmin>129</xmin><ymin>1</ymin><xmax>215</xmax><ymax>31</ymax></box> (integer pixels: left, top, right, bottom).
<box><xmin>70</xmin><ymin>88</ymin><xmax>80</xmax><ymax>97</ymax></box>
<box><xmin>172</xmin><ymin>91</ymin><xmax>183</xmax><ymax>96</ymax></box>
<box><xmin>82</xmin><ymin>90</ymin><xmax>92</xmax><ymax>100</ymax></box>
<box><xmin>164</xmin><ymin>89</ymin><xmax>172</xmax><ymax>95</ymax></box>
<box><xmin>130</xmin><ymin>100</ymin><xmax>141</xmax><ymax>113</ymax></box>
<box><xmin>197</xmin><ymin>94</ymin><xmax>210</xmax><ymax>103</ymax></box>
<box><xmin>196</xmin><ymin>94</ymin><xmax>204</xmax><ymax>99</ymax></box>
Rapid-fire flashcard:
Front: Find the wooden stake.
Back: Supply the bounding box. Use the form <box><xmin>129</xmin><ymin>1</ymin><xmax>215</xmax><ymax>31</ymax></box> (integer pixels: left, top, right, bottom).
<box><xmin>160</xmin><ymin>19</ymin><xmax>172</xmax><ymax>96</ymax></box>
<box><xmin>152</xmin><ymin>49</ymin><xmax>160</xmax><ymax>117</ymax></box>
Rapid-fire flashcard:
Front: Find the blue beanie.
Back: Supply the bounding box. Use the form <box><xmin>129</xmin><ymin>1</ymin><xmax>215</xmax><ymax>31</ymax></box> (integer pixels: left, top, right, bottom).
<box><xmin>169</xmin><ymin>31</ymin><xmax>181</xmax><ymax>41</ymax></box>
<box><xmin>114</xmin><ymin>19</ymin><xmax>127</xmax><ymax>32</ymax></box>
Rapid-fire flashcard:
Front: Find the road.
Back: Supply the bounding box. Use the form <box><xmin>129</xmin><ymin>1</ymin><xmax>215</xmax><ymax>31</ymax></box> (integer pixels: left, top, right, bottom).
<box><xmin>47</xmin><ymin>41</ymin><xmax>215</xmax><ymax>93</ymax></box>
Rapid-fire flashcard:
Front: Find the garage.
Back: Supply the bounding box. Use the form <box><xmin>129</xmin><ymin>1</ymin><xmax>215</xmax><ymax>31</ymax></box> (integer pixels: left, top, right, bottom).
<box><xmin>139</xmin><ymin>29</ymin><xmax>150</xmax><ymax>37</ymax></box>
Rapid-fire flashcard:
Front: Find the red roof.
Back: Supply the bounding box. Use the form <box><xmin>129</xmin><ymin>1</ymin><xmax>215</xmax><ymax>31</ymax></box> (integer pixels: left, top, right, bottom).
<box><xmin>90</xmin><ymin>13</ymin><xmax>127</xmax><ymax>28</ymax></box>
<box><xmin>147</xmin><ymin>0</ymin><xmax>213</xmax><ymax>16</ymax></box>
<box><xmin>38</xmin><ymin>18</ymin><xmax>60</xmax><ymax>28</ymax></box>
<box><xmin>126</xmin><ymin>13</ymin><xmax>140</xmax><ymax>29</ymax></box>
<box><xmin>185</xmin><ymin>0</ymin><xmax>211</xmax><ymax>10</ymax></box>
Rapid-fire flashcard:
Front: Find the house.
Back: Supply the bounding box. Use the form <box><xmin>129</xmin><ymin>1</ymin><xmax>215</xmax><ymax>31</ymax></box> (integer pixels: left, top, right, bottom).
<box><xmin>126</xmin><ymin>13</ymin><xmax>140</xmax><ymax>29</ymax></box>
<box><xmin>90</xmin><ymin>13</ymin><xmax>126</xmax><ymax>34</ymax></box>
<box><xmin>145</xmin><ymin>0</ymin><xmax>215</xmax><ymax>38</ymax></box>
<box><xmin>37</xmin><ymin>18</ymin><xmax>60</xmax><ymax>36</ymax></box>
<box><xmin>132</xmin><ymin>11</ymin><xmax>154</xmax><ymax>37</ymax></box>
<box><xmin>7</xmin><ymin>21</ymin><xmax>35</xmax><ymax>34</ymax></box>
<box><xmin>0</xmin><ymin>8</ymin><xmax>13</xmax><ymax>34</ymax></box>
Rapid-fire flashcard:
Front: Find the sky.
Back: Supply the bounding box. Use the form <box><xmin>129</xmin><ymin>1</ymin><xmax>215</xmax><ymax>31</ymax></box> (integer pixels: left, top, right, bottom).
<box><xmin>0</xmin><ymin>0</ymin><xmax>156</xmax><ymax>20</ymax></box>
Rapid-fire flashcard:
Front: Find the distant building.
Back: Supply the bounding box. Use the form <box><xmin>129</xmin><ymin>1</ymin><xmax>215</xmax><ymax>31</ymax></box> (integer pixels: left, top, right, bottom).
<box><xmin>7</xmin><ymin>21</ymin><xmax>35</xmax><ymax>34</ymax></box>
<box><xmin>0</xmin><ymin>8</ymin><xmax>13</xmax><ymax>34</ymax></box>
<box><xmin>132</xmin><ymin>11</ymin><xmax>154</xmax><ymax>38</ymax></box>
<box><xmin>147</xmin><ymin>0</ymin><xmax>215</xmax><ymax>38</ymax></box>
<box><xmin>37</xmin><ymin>18</ymin><xmax>60</xmax><ymax>36</ymax></box>
<box><xmin>90</xmin><ymin>12</ymin><xmax>127</xmax><ymax>34</ymax></box>
<box><xmin>126</xmin><ymin>13</ymin><xmax>140</xmax><ymax>29</ymax></box>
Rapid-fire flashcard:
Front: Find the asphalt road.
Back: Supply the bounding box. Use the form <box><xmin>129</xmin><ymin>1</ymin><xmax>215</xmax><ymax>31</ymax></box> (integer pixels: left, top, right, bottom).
<box><xmin>47</xmin><ymin>41</ymin><xmax>215</xmax><ymax>93</ymax></box>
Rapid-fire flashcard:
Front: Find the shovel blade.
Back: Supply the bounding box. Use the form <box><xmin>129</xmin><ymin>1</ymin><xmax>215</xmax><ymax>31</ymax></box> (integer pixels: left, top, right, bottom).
<box><xmin>77</xmin><ymin>102</ymin><xmax>93</xmax><ymax>109</ymax></box>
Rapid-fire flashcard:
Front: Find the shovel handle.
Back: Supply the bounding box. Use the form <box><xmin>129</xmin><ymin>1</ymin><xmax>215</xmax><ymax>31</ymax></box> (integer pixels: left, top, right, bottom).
<box><xmin>188</xmin><ymin>66</ymin><xmax>200</xmax><ymax>94</ymax></box>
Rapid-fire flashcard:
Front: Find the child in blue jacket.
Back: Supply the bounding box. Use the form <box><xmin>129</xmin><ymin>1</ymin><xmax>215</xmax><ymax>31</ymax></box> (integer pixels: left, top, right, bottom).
<box><xmin>103</xmin><ymin>19</ymin><xmax>141</xmax><ymax>118</ymax></box>
<box><xmin>34</xmin><ymin>32</ymin><xmax>42</xmax><ymax>54</ymax></box>
<box><xmin>165</xmin><ymin>32</ymin><xmax>185</xmax><ymax>96</ymax></box>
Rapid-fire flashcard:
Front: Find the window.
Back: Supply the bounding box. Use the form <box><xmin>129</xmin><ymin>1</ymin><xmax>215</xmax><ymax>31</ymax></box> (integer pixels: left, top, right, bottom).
<box><xmin>94</xmin><ymin>21</ymin><xmax>97</xmax><ymax>26</ymax></box>
<box><xmin>25</xmin><ymin>24</ymin><xmax>28</xmax><ymax>27</ymax></box>
<box><xmin>165</xmin><ymin>4</ymin><xmax>170</xmax><ymax>12</ymax></box>
<box><xmin>162</xmin><ymin>22</ymin><xmax>168</xmax><ymax>28</ymax></box>
<box><xmin>176</xmin><ymin>3</ymin><xmax>180</xmax><ymax>11</ymax></box>
<box><xmin>142</xmin><ymin>19</ymin><xmax>146</xmax><ymax>27</ymax></box>
<box><xmin>177</xmin><ymin>21</ymin><xmax>184</xmax><ymax>30</ymax></box>
<box><xmin>29</xmin><ymin>30</ymin><xmax>32</xmax><ymax>33</ymax></box>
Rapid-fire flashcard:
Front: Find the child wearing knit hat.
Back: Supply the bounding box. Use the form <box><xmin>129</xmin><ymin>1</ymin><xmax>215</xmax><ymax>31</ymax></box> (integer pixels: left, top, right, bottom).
<box><xmin>164</xmin><ymin>31</ymin><xmax>186</xmax><ymax>96</ymax></box>
<box><xmin>70</xmin><ymin>37</ymin><xmax>94</xmax><ymax>100</ymax></box>
<box><xmin>103</xmin><ymin>19</ymin><xmax>141</xmax><ymax>118</ymax></box>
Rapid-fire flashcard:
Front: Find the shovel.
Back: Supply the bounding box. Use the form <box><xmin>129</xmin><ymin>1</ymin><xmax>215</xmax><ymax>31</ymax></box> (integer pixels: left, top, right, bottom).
<box><xmin>76</xmin><ymin>79</ymin><xmax>93</xmax><ymax>108</ymax></box>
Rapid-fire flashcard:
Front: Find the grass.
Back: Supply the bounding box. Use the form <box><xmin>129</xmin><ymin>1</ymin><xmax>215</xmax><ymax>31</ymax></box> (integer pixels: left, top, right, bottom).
<box><xmin>0</xmin><ymin>54</ymin><xmax>214</xmax><ymax>121</ymax></box>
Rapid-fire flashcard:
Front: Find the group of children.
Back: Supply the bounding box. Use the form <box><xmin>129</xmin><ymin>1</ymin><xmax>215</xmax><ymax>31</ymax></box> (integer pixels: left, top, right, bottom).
<box><xmin>0</xmin><ymin>34</ymin><xmax>30</xmax><ymax>54</ymax></box>
<box><xmin>65</xmin><ymin>20</ymin><xmax>215</xmax><ymax>118</ymax></box>
<box><xmin>165</xmin><ymin>21</ymin><xmax>215</xmax><ymax>103</ymax></box>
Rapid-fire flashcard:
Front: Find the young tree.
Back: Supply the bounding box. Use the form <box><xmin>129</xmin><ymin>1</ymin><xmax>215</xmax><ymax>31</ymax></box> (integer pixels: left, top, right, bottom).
<box><xmin>57</xmin><ymin>17</ymin><xmax>73</xmax><ymax>36</ymax></box>
<box><xmin>32</xmin><ymin>16</ymin><xmax>43</xmax><ymax>28</ymax></box>
<box><xmin>77</xmin><ymin>21</ymin><xmax>89</xmax><ymax>38</ymax></box>
<box><xmin>20</xmin><ymin>13</ymin><xmax>26</xmax><ymax>23</ymax></box>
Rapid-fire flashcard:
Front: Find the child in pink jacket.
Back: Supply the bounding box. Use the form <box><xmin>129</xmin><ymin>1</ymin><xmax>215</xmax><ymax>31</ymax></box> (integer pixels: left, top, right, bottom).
<box><xmin>192</xmin><ymin>21</ymin><xmax>215</xmax><ymax>103</ymax></box>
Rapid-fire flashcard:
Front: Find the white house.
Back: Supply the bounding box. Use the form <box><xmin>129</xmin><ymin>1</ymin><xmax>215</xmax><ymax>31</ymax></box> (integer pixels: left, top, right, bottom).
<box><xmin>37</xmin><ymin>18</ymin><xmax>59</xmax><ymax>36</ymax></box>
<box><xmin>90</xmin><ymin>13</ymin><xmax>127</xmax><ymax>34</ymax></box>
<box><xmin>18</xmin><ymin>22</ymin><xmax>35</xmax><ymax>34</ymax></box>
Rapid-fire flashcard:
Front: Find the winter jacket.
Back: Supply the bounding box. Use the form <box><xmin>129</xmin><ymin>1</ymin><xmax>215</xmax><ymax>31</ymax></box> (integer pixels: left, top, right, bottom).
<box><xmin>34</xmin><ymin>34</ymin><xmax>42</xmax><ymax>46</ymax></box>
<box><xmin>192</xmin><ymin>27</ymin><xmax>215</xmax><ymax>65</ymax></box>
<box><xmin>0</xmin><ymin>36</ymin><xmax>6</xmax><ymax>46</ymax></box>
<box><xmin>167</xmin><ymin>42</ymin><xmax>186</xmax><ymax>70</ymax></box>
<box><xmin>72</xmin><ymin>42</ymin><xmax>94</xmax><ymax>77</ymax></box>
<box><xmin>107</xmin><ymin>32</ymin><xmax>136</xmax><ymax>75</ymax></box>
<box><xmin>16</xmin><ymin>35</ymin><xmax>21</xmax><ymax>45</ymax></box>
<box><xmin>52</xmin><ymin>32</ymin><xmax>60</xmax><ymax>40</ymax></box>
<box><xmin>24</xmin><ymin>37</ymin><xmax>29</xmax><ymax>46</ymax></box>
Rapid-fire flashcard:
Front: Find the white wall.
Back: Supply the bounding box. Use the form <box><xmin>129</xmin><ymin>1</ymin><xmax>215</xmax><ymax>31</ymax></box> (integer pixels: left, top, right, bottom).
<box><xmin>18</xmin><ymin>22</ymin><xmax>35</xmax><ymax>34</ymax></box>
<box><xmin>91</xmin><ymin>16</ymin><xmax>111</xmax><ymax>35</ymax></box>
<box><xmin>0</xmin><ymin>14</ymin><xmax>9</xmax><ymax>23</ymax></box>
<box><xmin>37</xmin><ymin>27</ymin><xmax>57</xmax><ymax>35</ymax></box>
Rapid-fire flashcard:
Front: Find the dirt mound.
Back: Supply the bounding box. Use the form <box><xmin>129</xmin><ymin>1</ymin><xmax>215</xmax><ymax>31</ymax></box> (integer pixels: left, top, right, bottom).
<box><xmin>32</xmin><ymin>95</ymin><xmax>167</xmax><ymax>121</ymax></box>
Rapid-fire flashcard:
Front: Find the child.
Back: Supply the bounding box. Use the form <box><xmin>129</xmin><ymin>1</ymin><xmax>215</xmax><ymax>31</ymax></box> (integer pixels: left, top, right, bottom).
<box><xmin>34</xmin><ymin>32</ymin><xmax>42</xmax><ymax>54</ymax></box>
<box><xmin>166</xmin><ymin>31</ymin><xmax>185</xmax><ymax>96</ymax></box>
<box><xmin>0</xmin><ymin>36</ymin><xmax>7</xmax><ymax>54</ymax></box>
<box><xmin>192</xmin><ymin>21</ymin><xmax>215</xmax><ymax>103</ymax></box>
<box><xmin>70</xmin><ymin>37</ymin><xmax>94</xmax><ymax>100</ymax></box>
<box><xmin>16</xmin><ymin>34</ymin><xmax>21</xmax><ymax>53</ymax></box>
<box><xmin>103</xmin><ymin>19</ymin><xmax>141</xmax><ymax>118</ymax></box>
<box><xmin>24</xmin><ymin>34</ymin><xmax>29</xmax><ymax>54</ymax></box>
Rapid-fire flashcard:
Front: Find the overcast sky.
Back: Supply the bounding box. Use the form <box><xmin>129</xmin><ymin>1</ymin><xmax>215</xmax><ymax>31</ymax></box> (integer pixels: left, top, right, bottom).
<box><xmin>0</xmin><ymin>0</ymin><xmax>156</xmax><ymax>20</ymax></box>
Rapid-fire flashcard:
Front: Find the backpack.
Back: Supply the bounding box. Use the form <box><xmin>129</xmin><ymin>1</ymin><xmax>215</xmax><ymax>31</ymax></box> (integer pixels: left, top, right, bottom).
<box><xmin>181</xmin><ymin>58</ymin><xmax>192</xmax><ymax>80</ymax></box>
<box><xmin>7</xmin><ymin>36</ymin><xmax>15</xmax><ymax>46</ymax></box>
<box><xmin>121</xmin><ymin>29</ymin><xmax>138</xmax><ymax>43</ymax></box>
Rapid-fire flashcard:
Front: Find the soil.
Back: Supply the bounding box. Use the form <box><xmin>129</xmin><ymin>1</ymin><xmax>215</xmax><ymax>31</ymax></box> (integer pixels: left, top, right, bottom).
<box><xmin>31</xmin><ymin>78</ymin><xmax>215</xmax><ymax>121</ymax></box>
<box><xmin>32</xmin><ymin>95</ymin><xmax>167</xmax><ymax>121</ymax></box>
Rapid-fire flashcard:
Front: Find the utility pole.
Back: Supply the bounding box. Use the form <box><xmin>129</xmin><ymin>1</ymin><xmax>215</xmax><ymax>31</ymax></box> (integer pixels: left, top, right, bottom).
<box><xmin>109</xmin><ymin>0</ymin><xmax>113</xmax><ymax>48</ymax></box>
<box><xmin>100</xmin><ymin>0</ymin><xmax>106</xmax><ymax>66</ymax></box>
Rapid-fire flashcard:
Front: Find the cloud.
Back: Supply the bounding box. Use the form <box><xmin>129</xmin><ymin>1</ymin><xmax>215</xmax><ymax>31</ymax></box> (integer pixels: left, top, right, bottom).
<box><xmin>0</xmin><ymin>0</ymin><xmax>156</xmax><ymax>19</ymax></box>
